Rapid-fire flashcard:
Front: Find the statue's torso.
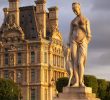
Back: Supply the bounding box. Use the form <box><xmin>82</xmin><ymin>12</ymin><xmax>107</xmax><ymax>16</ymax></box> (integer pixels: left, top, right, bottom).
<box><xmin>71</xmin><ymin>15</ymin><xmax>87</xmax><ymax>43</ymax></box>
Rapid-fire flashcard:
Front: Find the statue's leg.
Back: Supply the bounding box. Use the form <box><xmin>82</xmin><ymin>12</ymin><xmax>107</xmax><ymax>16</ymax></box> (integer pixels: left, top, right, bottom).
<box><xmin>68</xmin><ymin>67</ymin><xmax>73</xmax><ymax>87</ymax></box>
<box><xmin>79</xmin><ymin>42</ymin><xmax>88</xmax><ymax>87</ymax></box>
<box><xmin>71</xmin><ymin>41</ymin><xmax>79</xmax><ymax>87</ymax></box>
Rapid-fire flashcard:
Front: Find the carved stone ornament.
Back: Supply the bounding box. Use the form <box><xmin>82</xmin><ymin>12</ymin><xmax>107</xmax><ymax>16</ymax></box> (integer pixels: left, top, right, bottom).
<box><xmin>10</xmin><ymin>44</ymin><xmax>16</xmax><ymax>50</ymax></box>
<box><xmin>38</xmin><ymin>24</ymin><xmax>43</xmax><ymax>39</ymax></box>
<box><xmin>9</xmin><ymin>53</ymin><xmax>14</xmax><ymax>66</ymax></box>
<box><xmin>7</xmin><ymin>14</ymin><xmax>15</xmax><ymax>26</ymax></box>
<box><xmin>51</xmin><ymin>24</ymin><xmax>59</xmax><ymax>33</ymax></box>
<box><xmin>38</xmin><ymin>30</ymin><xmax>42</xmax><ymax>38</ymax></box>
<box><xmin>0</xmin><ymin>14</ymin><xmax>24</xmax><ymax>40</ymax></box>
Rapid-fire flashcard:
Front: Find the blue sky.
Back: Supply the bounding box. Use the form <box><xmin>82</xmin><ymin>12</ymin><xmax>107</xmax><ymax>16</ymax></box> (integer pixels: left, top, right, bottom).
<box><xmin>0</xmin><ymin>0</ymin><xmax>110</xmax><ymax>81</ymax></box>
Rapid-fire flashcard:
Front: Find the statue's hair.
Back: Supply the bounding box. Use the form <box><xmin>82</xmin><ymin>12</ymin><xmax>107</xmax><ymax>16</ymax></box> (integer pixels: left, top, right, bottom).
<box><xmin>72</xmin><ymin>2</ymin><xmax>80</xmax><ymax>7</ymax></box>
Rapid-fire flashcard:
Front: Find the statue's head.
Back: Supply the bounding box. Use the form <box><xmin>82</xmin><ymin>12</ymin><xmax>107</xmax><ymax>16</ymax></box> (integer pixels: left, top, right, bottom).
<box><xmin>72</xmin><ymin>2</ymin><xmax>81</xmax><ymax>16</ymax></box>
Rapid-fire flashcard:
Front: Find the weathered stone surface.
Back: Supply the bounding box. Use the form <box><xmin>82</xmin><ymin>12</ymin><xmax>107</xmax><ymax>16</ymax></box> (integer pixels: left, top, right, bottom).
<box><xmin>54</xmin><ymin>87</ymin><xmax>100</xmax><ymax>100</ymax></box>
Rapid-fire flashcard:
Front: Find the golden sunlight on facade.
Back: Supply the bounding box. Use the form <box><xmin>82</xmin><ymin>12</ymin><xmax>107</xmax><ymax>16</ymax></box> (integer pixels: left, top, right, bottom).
<box><xmin>0</xmin><ymin>0</ymin><xmax>67</xmax><ymax>100</ymax></box>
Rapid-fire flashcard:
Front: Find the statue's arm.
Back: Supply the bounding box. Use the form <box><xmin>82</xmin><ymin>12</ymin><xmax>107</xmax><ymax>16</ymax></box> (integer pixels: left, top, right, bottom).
<box><xmin>86</xmin><ymin>20</ymin><xmax>92</xmax><ymax>43</ymax></box>
<box><xmin>68</xmin><ymin>21</ymin><xmax>73</xmax><ymax>46</ymax></box>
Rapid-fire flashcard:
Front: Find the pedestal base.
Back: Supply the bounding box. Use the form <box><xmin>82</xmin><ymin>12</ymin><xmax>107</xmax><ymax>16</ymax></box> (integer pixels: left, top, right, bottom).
<box><xmin>54</xmin><ymin>87</ymin><xmax>100</xmax><ymax>100</ymax></box>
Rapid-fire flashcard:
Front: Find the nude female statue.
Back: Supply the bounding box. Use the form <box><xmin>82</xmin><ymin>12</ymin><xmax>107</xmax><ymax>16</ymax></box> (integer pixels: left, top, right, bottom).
<box><xmin>68</xmin><ymin>2</ymin><xmax>92</xmax><ymax>87</ymax></box>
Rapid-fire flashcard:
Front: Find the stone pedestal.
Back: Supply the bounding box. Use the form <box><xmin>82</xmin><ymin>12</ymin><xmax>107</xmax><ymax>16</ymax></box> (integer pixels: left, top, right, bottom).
<box><xmin>54</xmin><ymin>87</ymin><xmax>100</xmax><ymax>100</ymax></box>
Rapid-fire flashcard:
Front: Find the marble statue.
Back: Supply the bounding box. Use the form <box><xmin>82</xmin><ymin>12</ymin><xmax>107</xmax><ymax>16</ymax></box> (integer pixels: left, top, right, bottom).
<box><xmin>68</xmin><ymin>2</ymin><xmax>92</xmax><ymax>87</ymax></box>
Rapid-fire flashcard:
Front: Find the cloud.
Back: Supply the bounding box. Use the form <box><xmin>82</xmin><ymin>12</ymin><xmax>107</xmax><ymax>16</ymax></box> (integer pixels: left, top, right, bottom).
<box><xmin>92</xmin><ymin>0</ymin><xmax>110</xmax><ymax>11</ymax></box>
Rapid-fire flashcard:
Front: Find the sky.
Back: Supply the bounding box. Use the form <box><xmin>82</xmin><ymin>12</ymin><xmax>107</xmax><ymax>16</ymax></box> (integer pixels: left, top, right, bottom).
<box><xmin>0</xmin><ymin>0</ymin><xmax>110</xmax><ymax>81</ymax></box>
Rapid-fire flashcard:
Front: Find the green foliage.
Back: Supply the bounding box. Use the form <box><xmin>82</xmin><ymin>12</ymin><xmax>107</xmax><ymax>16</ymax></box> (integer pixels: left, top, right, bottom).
<box><xmin>84</xmin><ymin>75</ymin><xmax>98</xmax><ymax>94</ymax></box>
<box><xmin>0</xmin><ymin>78</ymin><xmax>20</xmax><ymax>100</ymax></box>
<box><xmin>97</xmin><ymin>79</ymin><xmax>107</xmax><ymax>100</ymax></box>
<box><xmin>56</xmin><ymin>77</ymin><xmax>68</xmax><ymax>93</ymax></box>
<box><xmin>104</xmin><ymin>81</ymin><xmax>110</xmax><ymax>100</ymax></box>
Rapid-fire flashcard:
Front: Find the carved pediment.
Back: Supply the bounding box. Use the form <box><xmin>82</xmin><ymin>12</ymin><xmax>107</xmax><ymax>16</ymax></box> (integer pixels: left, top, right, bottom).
<box><xmin>1</xmin><ymin>30</ymin><xmax>25</xmax><ymax>45</ymax></box>
<box><xmin>2</xmin><ymin>30</ymin><xmax>21</xmax><ymax>38</ymax></box>
<box><xmin>0</xmin><ymin>13</ymin><xmax>24</xmax><ymax>41</ymax></box>
<box><xmin>52</xmin><ymin>31</ymin><xmax>62</xmax><ymax>41</ymax></box>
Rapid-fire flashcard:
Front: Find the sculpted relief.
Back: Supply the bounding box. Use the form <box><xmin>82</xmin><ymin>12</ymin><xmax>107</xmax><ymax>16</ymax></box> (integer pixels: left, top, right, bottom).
<box><xmin>7</xmin><ymin>14</ymin><xmax>15</xmax><ymax>27</ymax></box>
<box><xmin>0</xmin><ymin>13</ymin><xmax>24</xmax><ymax>40</ymax></box>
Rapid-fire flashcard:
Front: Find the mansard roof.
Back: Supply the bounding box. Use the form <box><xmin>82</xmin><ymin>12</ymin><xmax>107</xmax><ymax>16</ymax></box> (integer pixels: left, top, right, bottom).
<box><xmin>19</xmin><ymin>6</ymin><xmax>52</xmax><ymax>40</ymax></box>
<box><xmin>0</xmin><ymin>6</ymin><xmax>56</xmax><ymax>41</ymax></box>
<box><xmin>19</xmin><ymin>6</ymin><xmax>38</xmax><ymax>40</ymax></box>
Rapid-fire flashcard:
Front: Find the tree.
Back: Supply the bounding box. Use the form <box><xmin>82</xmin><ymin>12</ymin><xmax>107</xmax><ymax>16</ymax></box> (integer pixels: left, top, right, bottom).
<box><xmin>56</xmin><ymin>77</ymin><xmax>68</xmax><ymax>93</ymax></box>
<box><xmin>84</xmin><ymin>75</ymin><xmax>98</xmax><ymax>95</ymax></box>
<box><xmin>105</xmin><ymin>81</ymin><xmax>110</xmax><ymax>100</ymax></box>
<box><xmin>97</xmin><ymin>79</ymin><xmax>107</xmax><ymax>100</ymax></box>
<box><xmin>0</xmin><ymin>78</ymin><xmax>20</xmax><ymax>100</ymax></box>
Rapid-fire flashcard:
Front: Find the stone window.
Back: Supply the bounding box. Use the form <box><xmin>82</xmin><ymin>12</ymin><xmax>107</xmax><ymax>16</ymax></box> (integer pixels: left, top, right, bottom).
<box><xmin>32</xmin><ymin>27</ymin><xmax>34</xmax><ymax>31</ymax></box>
<box><xmin>22</xmin><ymin>15</ymin><xmax>24</xmax><ymax>18</ymax></box>
<box><xmin>5</xmin><ymin>48</ymin><xmax>8</xmax><ymax>52</ymax></box>
<box><xmin>21</xmin><ymin>21</ymin><xmax>24</xmax><ymax>24</ymax></box>
<box><xmin>5</xmin><ymin>53</ymin><xmax>9</xmax><ymax>65</ymax></box>
<box><xmin>29</xmin><ymin>14</ymin><xmax>31</xmax><ymax>17</ymax></box>
<box><xmin>4</xmin><ymin>70</ymin><xmax>9</xmax><ymax>79</ymax></box>
<box><xmin>44</xmin><ymin>88</ymin><xmax>47</xmax><ymax>100</ymax></box>
<box><xmin>31</xmin><ymin>69</ymin><xmax>35</xmax><ymax>82</ymax></box>
<box><xmin>57</xmin><ymin>56</ymin><xmax>60</xmax><ymax>66</ymax></box>
<box><xmin>44</xmin><ymin>69</ymin><xmax>47</xmax><ymax>82</ymax></box>
<box><xmin>57</xmin><ymin>56</ymin><xmax>59</xmax><ymax>66</ymax></box>
<box><xmin>31</xmin><ymin>89</ymin><xmax>36</xmax><ymax>100</ymax></box>
<box><xmin>31</xmin><ymin>51</ymin><xmax>35</xmax><ymax>64</ymax></box>
<box><xmin>61</xmin><ymin>57</ymin><xmax>64</xmax><ymax>68</ymax></box>
<box><xmin>44</xmin><ymin>52</ymin><xmax>47</xmax><ymax>64</ymax></box>
<box><xmin>30</xmin><ymin>20</ymin><xmax>32</xmax><ymax>23</ymax></box>
<box><xmin>53</xmin><ymin>55</ymin><xmax>55</xmax><ymax>66</ymax></box>
<box><xmin>17</xmin><ymin>52</ymin><xmax>22</xmax><ymax>64</ymax></box>
<box><xmin>55</xmin><ymin>55</ymin><xmax>57</xmax><ymax>66</ymax></box>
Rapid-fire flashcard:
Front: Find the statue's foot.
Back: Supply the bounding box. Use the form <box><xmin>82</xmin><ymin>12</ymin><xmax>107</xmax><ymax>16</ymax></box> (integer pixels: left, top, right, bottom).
<box><xmin>79</xmin><ymin>83</ymin><xmax>85</xmax><ymax>87</ymax></box>
<box><xmin>67</xmin><ymin>85</ymin><xmax>70</xmax><ymax>87</ymax></box>
<box><xmin>67</xmin><ymin>83</ymin><xmax>71</xmax><ymax>87</ymax></box>
<box><xmin>71</xmin><ymin>83</ymin><xmax>79</xmax><ymax>87</ymax></box>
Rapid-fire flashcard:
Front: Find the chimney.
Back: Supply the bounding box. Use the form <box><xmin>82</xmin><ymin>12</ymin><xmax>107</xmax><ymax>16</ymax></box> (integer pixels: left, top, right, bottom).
<box><xmin>35</xmin><ymin>0</ymin><xmax>47</xmax><ymax>38</ymax></box>
<box><xmin>48</xmin><ymin>6</ymin><xmax>59</xmax><ymax>32</ymax></box>
<box><xmin>8</xmin><ymin>0</ymin><xmax>20</xmax><ymax>26</ymax></box>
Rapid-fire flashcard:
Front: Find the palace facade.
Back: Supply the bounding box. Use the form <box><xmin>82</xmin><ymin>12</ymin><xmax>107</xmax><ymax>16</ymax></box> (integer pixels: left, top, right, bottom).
<box><xmin>0</xmin><ymin>0</ymin><xmax>67</xmax><ymax>100</ymax></box>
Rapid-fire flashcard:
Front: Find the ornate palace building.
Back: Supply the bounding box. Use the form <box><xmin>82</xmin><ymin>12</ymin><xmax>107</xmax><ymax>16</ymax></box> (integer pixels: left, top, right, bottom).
<box><xmin>0</xmin><ymin>0</ymin><xmax>67</xmax><ymax>100</ymax></box>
